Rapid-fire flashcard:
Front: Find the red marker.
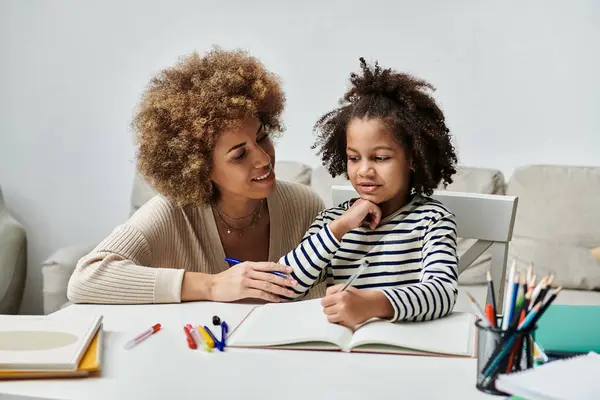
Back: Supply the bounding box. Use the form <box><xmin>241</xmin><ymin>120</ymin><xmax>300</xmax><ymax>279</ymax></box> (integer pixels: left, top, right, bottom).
<box><xmin>183</xmin><ymin>326</ymin><xmax>197</xmax><ymax>349</ymax></box>
<box><xmin>124</xmin><ymin>323</ymin><xmax>161</xmax><ymax>349</ymax></box>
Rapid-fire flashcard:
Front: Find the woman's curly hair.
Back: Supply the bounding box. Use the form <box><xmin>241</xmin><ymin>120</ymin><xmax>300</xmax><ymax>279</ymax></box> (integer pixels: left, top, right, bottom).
<box><xmin>132</xmin><ymin>47</ymin><xmax>285</xmax><ymax>206</ymax></box>
<box><xmin>312</xmin><ymin>57</ymin><xmax>457</xmax><ymax>196</ymax></box>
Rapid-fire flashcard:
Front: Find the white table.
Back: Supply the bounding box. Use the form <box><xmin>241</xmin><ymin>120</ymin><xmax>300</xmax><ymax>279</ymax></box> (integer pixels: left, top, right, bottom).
<box><xmin>0</xmin><ymin>298</ymin><xmax>494</xmax><ymax>400</ymax></box>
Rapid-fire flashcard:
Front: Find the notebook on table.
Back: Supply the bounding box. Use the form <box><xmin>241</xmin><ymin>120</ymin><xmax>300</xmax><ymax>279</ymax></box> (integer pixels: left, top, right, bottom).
<box><xmin>495</xmin><ymin>352</ymin><xmax>600</xmax><ymax>400</ymax></box>
<box><xmin>0</xmin><ymin>327</ymin><xmax>103</xmax><ymax>380</ymax></box>
<box><xmin>0</xmin><ymin>314</ymin><xmax>103</xmax><ymax>373</ymax></box>
<box><xmin>534</xmin><ymin>305</ymin><xmax>600</xmax><ymax>356</ymax></box>
<box><xmin>227</xmin><ymin>298</ymin><xmax>477</xmax><ymax>357</ymax></box>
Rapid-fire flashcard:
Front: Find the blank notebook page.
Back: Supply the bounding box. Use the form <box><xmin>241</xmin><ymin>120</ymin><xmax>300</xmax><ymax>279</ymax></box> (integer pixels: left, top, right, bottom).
<box><xmin>227</xmin><ymin>299</ymin><xmax>351</xmax><ymax>347</ymax></box>
<box><xmin>349</xmin><ymin>311</ymin><xmax>475</xmax><ymax>356</ymax></box>
<box><xmin>495</xmin><ymin>352</ymin><xmax>600</xmax><ymax>400</ymax></box>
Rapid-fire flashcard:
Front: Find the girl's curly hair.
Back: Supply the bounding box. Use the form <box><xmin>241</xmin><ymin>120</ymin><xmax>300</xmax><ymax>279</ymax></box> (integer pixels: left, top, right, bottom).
<box><xmin>132</xmin><ymin>47</ymin><xmax>285</xmax><ymax>206</ymax></box>
<box><xmin>312</xmin><ymin>57</ymin><xmax>457</xmax><ymax>196</ymax></box>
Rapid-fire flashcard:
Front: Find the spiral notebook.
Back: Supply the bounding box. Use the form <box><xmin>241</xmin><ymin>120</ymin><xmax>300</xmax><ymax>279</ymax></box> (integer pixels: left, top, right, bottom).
<box><xmin>495</xmin><ymin>352</ymin><xmax>600</xmax><ymax>400</ymax></box>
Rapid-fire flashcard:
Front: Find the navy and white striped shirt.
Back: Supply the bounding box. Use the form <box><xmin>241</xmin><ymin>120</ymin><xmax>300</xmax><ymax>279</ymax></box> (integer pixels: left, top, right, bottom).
<box><xmin>279</xmin><ymin>195</ymin><xmax>459</xmax><ymax>322</ymax></box>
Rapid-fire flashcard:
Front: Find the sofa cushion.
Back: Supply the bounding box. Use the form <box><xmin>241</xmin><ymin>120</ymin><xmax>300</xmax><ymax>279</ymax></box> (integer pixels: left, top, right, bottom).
<box><xmin>41</xmin><ymin>245</ymin><xmax>93</xmax><ymax>315</ymax></box>
<box><xmin>274</xmin><ymin>161</ymin><xmax>312</xmax><ymax>186</ymax></box>
<box><xmin>507</xmin><ymin>165</ymin><xmax>600</xmax><ymax>246</ymax></box>
<box><xmin>509</xmin><ymin>238</ymin><xmax>600</xmax><ymax>290</ymax></box>
<box><xmin>506</xmin><ymin>165</ymin><xmax>600</xmax><ymax>290</ymax></box>
<box><xmin>439</xmin><ymin>166</ymin><xmax>506</xmax><ymax>195</ymax></box>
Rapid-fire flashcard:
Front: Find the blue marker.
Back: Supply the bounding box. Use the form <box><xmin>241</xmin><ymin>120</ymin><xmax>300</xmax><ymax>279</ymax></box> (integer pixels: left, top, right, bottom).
<box><xmin>224</xmin><ymin>257</ymin><xmax>289</xmax><ymax>278</ymax></box>
<box><xmin>221</xmin><ymin>321</ymin><xmax>229</xmax><ymax>348</ymax></box>
<box><xmin>204</xmin><ymin>325</ymin><xmax>223</xmax><ymax>352</ymax></box>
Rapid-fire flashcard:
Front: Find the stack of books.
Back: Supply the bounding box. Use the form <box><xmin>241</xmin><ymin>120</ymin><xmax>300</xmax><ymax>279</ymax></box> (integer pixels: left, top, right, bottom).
<box><xmin>0</xmin><ymin>314</ymin><xmax>103</xmax><ymax>380</ymax></box>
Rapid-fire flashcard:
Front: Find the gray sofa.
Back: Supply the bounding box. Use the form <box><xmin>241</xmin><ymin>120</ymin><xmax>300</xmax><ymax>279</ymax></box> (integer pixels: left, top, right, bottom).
<box><xmin>0</xmin><ymin>185</ymin><xmax>27</xmax><ymax>314</ymax></box>
<box><xmin>40</xmin><ymin>163</ymin><xmax>600</xmax><ymax>314</ymax></box>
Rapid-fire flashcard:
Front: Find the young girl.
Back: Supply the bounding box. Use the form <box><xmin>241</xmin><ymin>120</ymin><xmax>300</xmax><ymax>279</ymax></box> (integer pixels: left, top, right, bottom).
<box><xmin>279</xmin><ymin>58</ymin><xmax>459</xmax><ymax>328</ymax></box>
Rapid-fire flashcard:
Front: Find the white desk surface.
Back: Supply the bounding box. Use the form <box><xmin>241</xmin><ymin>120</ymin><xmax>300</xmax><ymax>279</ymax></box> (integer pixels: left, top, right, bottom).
<box><xmin>0</xmin><ymin>294</ymin><xmax>494</xmax><ymax>400</ymax></box>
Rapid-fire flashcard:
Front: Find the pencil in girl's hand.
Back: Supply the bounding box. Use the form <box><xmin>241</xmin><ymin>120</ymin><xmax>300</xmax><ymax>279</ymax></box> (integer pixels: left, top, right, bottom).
<box><xmin>466</xmin><ymin>291</ymin><xmax>492</xmax><ymax>327</ymax></box>
<box><xmin>485</xmin><ymin>271</ymin><xmax>497</xmax><ymax>327</ymax></box>
<box><xmin>341</xmin><ymin>260</ymin><xmax>368</xmax><ymax>291</ymax></box>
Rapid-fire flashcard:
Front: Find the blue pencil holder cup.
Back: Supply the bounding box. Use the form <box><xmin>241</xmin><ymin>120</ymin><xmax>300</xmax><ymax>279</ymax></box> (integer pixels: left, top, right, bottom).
<box><xmin>475</xmin><ymin>319</ymin><xmax>536</xmax><ymax>396</ymax></box>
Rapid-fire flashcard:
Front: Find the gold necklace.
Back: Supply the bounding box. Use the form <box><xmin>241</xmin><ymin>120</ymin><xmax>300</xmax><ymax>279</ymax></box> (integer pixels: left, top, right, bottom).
<box><xmin>215</xmin><ymin>199</ymin><xmax>262</xmax><ymax>221</ymax></box>
<box><xmin>213</xmin><ymin>199</ymin><xmax>264</xmax><ymax>236</ymax></box>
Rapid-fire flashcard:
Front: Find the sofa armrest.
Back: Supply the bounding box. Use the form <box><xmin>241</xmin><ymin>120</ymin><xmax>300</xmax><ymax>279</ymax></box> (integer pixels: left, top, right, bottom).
<box><xmin>41</xmin><ymin>245</ymin><xmax>93</xmax><ymax>314</ymax></box>
<box><xmin>0</xmin><ymin>214</ymin><xmax>27</xmax><ymax>314</ymax></box>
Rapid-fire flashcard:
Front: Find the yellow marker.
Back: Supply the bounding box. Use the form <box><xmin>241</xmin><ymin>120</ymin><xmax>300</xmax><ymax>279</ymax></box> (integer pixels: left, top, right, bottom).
<box><xmin>198</xmin><ymin>326</ymin><xmax>214</xmax><ymax>351</ymax></box>
<box><xmin>194</xmin><ymin>326</ymin><xmax>209</xmax><ymax>352</ymax></box>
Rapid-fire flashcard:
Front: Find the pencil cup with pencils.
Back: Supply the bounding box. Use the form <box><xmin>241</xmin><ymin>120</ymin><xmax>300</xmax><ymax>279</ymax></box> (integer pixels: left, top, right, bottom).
<box><xmin>475</xmin><ymin>319</ymin><xmax>536</xmax><ymax>395</ymax></box>
<box><xmin>468</xmin><ymin>263</ymin><xmax>562</xmax><ymax>396</ymax></box>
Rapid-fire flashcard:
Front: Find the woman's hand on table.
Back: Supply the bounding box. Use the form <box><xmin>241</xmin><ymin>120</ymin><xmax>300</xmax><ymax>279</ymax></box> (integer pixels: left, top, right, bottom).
<box><xmin>182</xmin><ymin>262</ymin><xmax>297</xmax><ymax>302</ymax></box>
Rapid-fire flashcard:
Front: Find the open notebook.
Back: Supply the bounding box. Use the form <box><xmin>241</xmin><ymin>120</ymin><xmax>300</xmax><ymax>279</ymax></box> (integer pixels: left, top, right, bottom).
<box><xmin>227</xmin><ymin>299</ymin><xmax>477</xmax><ymax>357</ymax></box>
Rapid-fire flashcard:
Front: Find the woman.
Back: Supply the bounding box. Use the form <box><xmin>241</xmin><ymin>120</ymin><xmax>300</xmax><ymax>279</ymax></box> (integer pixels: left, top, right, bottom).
<box><xmin>66</xmin><ymin>47</ymin><xmax>326</xmax><ymax>304</ymax></box>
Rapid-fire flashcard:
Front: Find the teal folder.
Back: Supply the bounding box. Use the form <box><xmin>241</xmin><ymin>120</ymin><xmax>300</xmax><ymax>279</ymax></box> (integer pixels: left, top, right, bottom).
<box><xmin>534</xmin><ymin>305</ymin><xmax>600</xmax><ymax>354</ymax></box>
